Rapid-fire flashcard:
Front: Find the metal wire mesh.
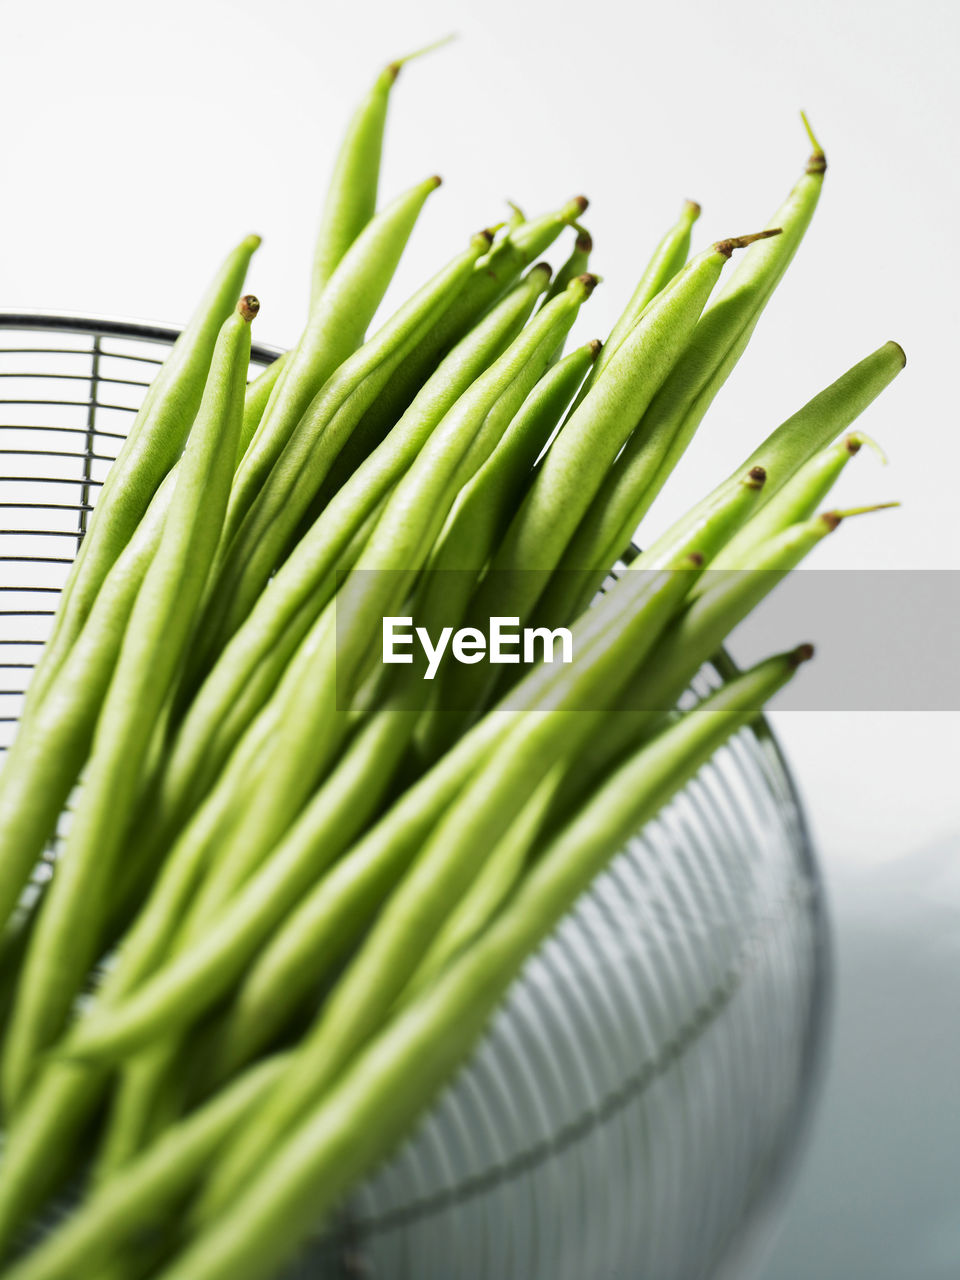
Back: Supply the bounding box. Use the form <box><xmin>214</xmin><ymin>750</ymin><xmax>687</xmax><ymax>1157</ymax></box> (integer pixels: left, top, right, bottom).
<box><xmin>0</xmin><ymin>314</ymin><xmax>829</xmax><ymax>1280</ymax></box>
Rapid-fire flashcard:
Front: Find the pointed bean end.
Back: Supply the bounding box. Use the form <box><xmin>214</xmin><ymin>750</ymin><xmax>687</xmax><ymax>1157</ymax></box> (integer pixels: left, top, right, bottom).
<box><xmin>687</xmin><ymin>552</ymin><xmax>705</xmax><ymax>567</ymax></box>
<box><xmin>428</xmin><ymin>174</ymin><xmax>444</xmax><ymax>190</ymax></box>
<box><xmin>820</xmin><ymin>500</ymin><xmax>899</xmax><ymax>533</ymax></box>
<box><xmin>243</xmin><ymin>234</ymin><xmax>263</xmax><ymax>252</ymax></box>
<box><xmin>746</xmin><ymin>465</ymin><xmax>767</xmax><ymax>489</ymax></box>
<box><xmin>715</xmin><ymin>228</ymin><xmax>783</xmax><ymax>258</ymax></box>
<box><xmin>588</xmin><ymin>338</ymin><xmax>603</xmax><ymax>360</ymax></box>
<box><xmin>789</xmin><ymin>642</ymin><xmax>815</xmax><ymax>667</ymax></box>
<box><xmin>575</xmin><ymin>227</ymin><xmax>593</xmax><ymax>253</ymax></box>
<box><xmin>576</xmin><ymin>272</ymin><xmax>600</xmax><ymax>297</ymax></box>
<box><xmin>683</xmin><ymin>199</ymin><xmax>702</xmax><ymax>221</ymax></box>
<box><xmin>800</xmin><ymin>111</ymin><xmax>827</xmax><ymax>173</ymax></box>
<box><xmin>532</xmin><ymin>261</ymin><xmax>554</xmax><ymax>280</ymax></box>
<box><xmin>387</xmin><ymin>33</ymin><xmax>458</xmax><ymax>81</ymax></box>
<box><xmin>848</xmin><ymin>432</ymin><xmax>888</xmax><ymax>465</ymax></box>
<box><xmin>886</xmin><ymin>340</ymin><xmax>907</xmax><ymax>369</ymax></box>
<box><xmin>562</xmin><ymin>195</ymin><xmax>590</xmax><ymax>222</ymax></box>
<box><xmin>238</xmin><ymin>295</ymin><xmax>260</xmax><ymax>323</ymax></box>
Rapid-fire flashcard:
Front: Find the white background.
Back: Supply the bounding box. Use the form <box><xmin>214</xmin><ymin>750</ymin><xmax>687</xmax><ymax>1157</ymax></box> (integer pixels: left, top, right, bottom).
<box><xmin>2</xmin><ymin>0</ymin><xmax>958</xmax><ymax>1275</ymax></box>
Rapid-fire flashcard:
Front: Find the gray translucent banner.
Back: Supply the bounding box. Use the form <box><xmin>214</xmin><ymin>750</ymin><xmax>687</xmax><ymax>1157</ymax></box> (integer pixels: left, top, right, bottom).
<box><xmin>334</xmin><ymin>570</ymin><xmax>960</xmax><ymax>713</ymax></box>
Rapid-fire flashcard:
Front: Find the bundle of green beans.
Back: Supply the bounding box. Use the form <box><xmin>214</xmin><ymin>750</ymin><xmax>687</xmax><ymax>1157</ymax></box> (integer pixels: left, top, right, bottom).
<box><xmin>0</xmin><ymin>43</ymin><xmax>904</xmax><ymax>1280</ymax></box>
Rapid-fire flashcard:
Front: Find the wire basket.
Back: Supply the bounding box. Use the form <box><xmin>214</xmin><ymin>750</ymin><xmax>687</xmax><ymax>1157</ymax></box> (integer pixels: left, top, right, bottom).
<box><xmin>0</xmin><ymin>313</ymin><xmax>830</xmax><ymax>1280</ymax></box>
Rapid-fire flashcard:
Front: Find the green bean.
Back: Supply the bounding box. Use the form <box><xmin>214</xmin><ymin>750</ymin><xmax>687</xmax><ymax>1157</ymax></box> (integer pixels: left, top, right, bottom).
<box><xmin>437</xmin><ymin>232</ymin><xmax>776</xmax><ymax>727</ymax></box>
<box><xmin>412</xmin><ymin>339</ymin><xmax>600</xmax><ymax>734</ymax></box>
<box><xmin>199</xmin><ymin>231</ymin><xmax>493</xmax><ymax>656</ymax></box>
<box><xmin>550</xmin><ymin>127</ymin><xmax>828</xmax><ymax>596</ymax></box>
<box><xmin>589</xmin><ymin>199</ymin><xmax>699</xmax><ymax>387</ymax></box>
<box><xmin>541</xmin><ymin>226</ymin><xmax>592</xmax><ymax>306</ymax></box>
<box><xmin>2</xmin><ymin>299</ymin><xmax>258</xmax><ymax>1112</ymax></box>
<box><xmin>309</xmin><ymin>40</ymin><xmax>452</xmax><ymax>305</ymax></box>
<box><xmin>25</xmin><ymin>237</ymin><xmax>259</xmax><ymax>710</ymax></box>
<box><xmin>236</xmin><ymin>355</ymin><xmax>287</xmax><ymax>460</ymax></box>
<box><xmin>156</xmin><ymin>650</ymin><xmax>810</xmax><ymax>1280</ymax></box>
<box><xmin>222</xmin><ymin>176</ymin><xmax>442</xmax><ymax>547</ymax></box>
<box><xmin>1</xmin><ymin>1056</ymin><xmax>288</xmax><ymax>1280</ymax></box>
<box><xmin>403</xmin><ymin>763</ymin><xmax>566</xmax><ymax>998</ymax></box>
<box><xmin>327</xmin><ymin>196</ymin><xmax>589</xmax><ymax>480</ymax></box>
<box><xmin>0</xmin><ymin>471</ymin><xmax>174</xmax><ymax>935</ymax></box>
<box><xmin>137</xmin><ymin>269</ymin><xmax>552</xmax><ymax>867</ymax></box>
<box><xmin>193</xmin><ymin>557</ymin><xmax>697</xmax><ymax>1219</ymax></box>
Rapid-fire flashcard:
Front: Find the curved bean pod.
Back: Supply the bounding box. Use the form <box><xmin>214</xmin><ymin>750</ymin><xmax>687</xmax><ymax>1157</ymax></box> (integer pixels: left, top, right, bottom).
<box><xmin>224</xmin><ymin>175</ymin><xmax>442</xmax><ymax>545</ymax></box>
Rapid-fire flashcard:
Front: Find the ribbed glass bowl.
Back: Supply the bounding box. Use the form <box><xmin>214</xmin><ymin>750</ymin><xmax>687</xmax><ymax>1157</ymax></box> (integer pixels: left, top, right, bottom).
<box><xmin>0</xmin><ymin>313</ymin><xmax>829</xmax><ymax>1280</ymax></box>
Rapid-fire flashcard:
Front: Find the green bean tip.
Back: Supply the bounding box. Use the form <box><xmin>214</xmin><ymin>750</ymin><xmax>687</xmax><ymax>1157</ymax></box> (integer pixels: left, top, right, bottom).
<box><xmin>715</xmin><ymin>228</ymin><xmax>783</xmax><ymax>258</ymax></box>
<box><xmin>242</xmin><ymin>234</ymin><xmax>263</xmax><ymax>252</ymax></box>
<box><xmin>789</xmin><ymin>642</ymin><xmax>815</xmax><ymax>667</ymax></box>
<box><xmin>531</xmin><ymin>261</ymin><xmax>554</xmax><ymax>279</ymax></box>
<box><xmin>386</xmin><ymin>33</ymin><xmax>458</xmax><ymax>80</ymax></box>
<box><xmin>588</xmin><ymin>338</ymin><xmax>603</xmax><ymax>359</ymax></box>
<box><xmin>746</xmin><ymin>465</ymin><xmax>767</xmax><ymax>489</ymax></box>
<box><xmin>847</xmin><ymin>432</ymin><xmax>888</xmax><ymax>464</ymax></box>
<box><xmin>683</xmin><ymin>199</ymin><xmax>702</xmax><ymax>220</ymax></box>
<box><xmin>687</xmin><ymin>552</ymin><xmax>705</xmax><ymax>567</ymax></box>
<box><xmin>885</xmin><ymin>339</ymin><xmax>907</xmax><ymax>368</ymax></box>
<box><xmin>574</xmin><ymin>272</ymin><xmax>600</xmax><ymax>296</ymax></box>
<box><xmin>574</xmin><ymin>227</ymin><xmax>593</xmax><ymax>253</ymax></box>
<box><xmin>428</xmin><ymin>174</ymin><xmax>444</xmax><ymax>190</ymax></box>
<box><xmin>562</xmin><ymin>195</ymin><xmax>590</xmax><ymax>221</ymax></box>
<box><xmin>800</xmin><ymin>111</ymin><xmax>827</xmax><ymax>172</ymax></box>
<box><xmin>238</xmin><ymin>295</ymin><xmax>260</xmax><ymax>323</ymax></box>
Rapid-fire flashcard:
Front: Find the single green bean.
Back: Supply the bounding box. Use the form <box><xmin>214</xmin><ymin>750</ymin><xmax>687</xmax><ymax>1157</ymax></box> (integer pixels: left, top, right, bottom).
<box><xmin>26</xmin><ymin>236</ymin><xmax>259</xmax><ymax>709</ymax></box>
<box><xmin>309</xmin><ymin>41</ymin><xmax>453</xmax><ymax>304</ymax></box>
<box><xmin>541</xmin><ymin>226</ymin><xmax>592</xmax><ymax>306</ymax></box>
<box><xmin>157</xmin><ymin>650</ymin><xmax>809</xmax><ymax>1280</ymax></box>
<box><xmin>589</xmin><ymin>199</ymin><xmax>700</xmax><ymax>387</ymax></box>
<box><xmin>2</xmin><ymin>299</ymin><xmax>257</xmax><ymax>1111</ymax></box>
<box><xmin>223</xmin><ymin>175</ymin><xmax>442</xmax><ymax>547</ymax></box>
